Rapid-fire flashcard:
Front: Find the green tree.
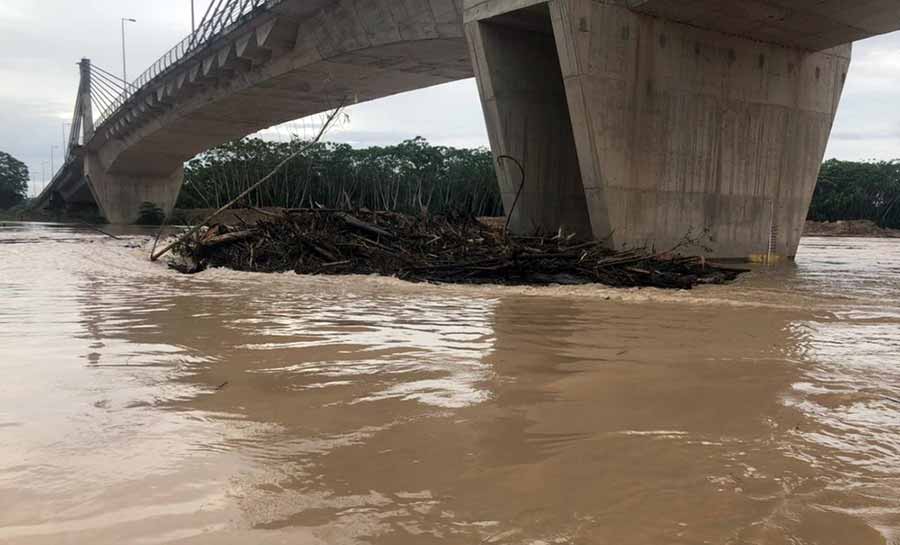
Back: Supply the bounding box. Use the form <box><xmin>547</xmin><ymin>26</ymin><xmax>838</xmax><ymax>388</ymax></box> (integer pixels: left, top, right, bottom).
<box><xmin>0</xmin><ymin>151</ymin><xmax>29</xmax><ymax>210</ymax></box>
<box><xmin>810</xmin><ymin>159</ymin><xmax>900</xmax><ymax>228</ymax></box>
<box><xmin>176</xmin><ymin>137</ymin><xmax>503</xmax><ymax>217</ymax></box>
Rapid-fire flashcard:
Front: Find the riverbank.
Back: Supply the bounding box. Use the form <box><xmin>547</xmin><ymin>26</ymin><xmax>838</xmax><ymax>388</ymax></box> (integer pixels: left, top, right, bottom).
<box><xmin>804</xmin><ymin>219</ymin><xmax>900</xmax><ymax>238</ymax></box>
<box><xmin>176</xmin><ymin>210</ymin><xmax>900</xmax><ymax>239</ymax></box>
<box><xmin>8</xmin><ymin>206</ymin><xmax>900</xmax><ymax>240</ymax></box>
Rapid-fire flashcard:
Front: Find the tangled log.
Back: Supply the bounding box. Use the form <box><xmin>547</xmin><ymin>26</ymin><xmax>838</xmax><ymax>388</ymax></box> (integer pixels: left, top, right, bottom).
<box><xmin>170</xmin><ymin>209</ymin><xmax>745</xmax><ymax>289</ymax></box>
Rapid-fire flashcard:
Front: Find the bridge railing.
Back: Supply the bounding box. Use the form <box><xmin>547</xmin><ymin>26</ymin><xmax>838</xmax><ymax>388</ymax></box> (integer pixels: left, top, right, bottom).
<box><xmin>96</xmin><ymin>0</ymin><xmax>283</xmax><ymax>128</ymax></box>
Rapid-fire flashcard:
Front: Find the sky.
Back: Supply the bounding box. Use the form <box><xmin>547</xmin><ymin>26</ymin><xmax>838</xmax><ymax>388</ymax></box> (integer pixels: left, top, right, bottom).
<box><xmin>1</xmin><ymin>0</ymin><xmax>899</xmax><ymax>196</ymax></box>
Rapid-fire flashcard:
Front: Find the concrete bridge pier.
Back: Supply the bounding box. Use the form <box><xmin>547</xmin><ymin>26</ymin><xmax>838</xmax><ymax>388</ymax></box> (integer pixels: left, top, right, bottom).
<box><xmin>84</xmin><ymin>153</ymin><xmax>184</xmax><ymax>224</ymax></box>
<box><xmin>465</xmin><ymin>11</ymin><xmax>593</xmax><ymax>238</ymax></box>
<box><xmin>466</xmin><ymin>0</ymin><xmax>851</xmax><ymax>259</ymax></box>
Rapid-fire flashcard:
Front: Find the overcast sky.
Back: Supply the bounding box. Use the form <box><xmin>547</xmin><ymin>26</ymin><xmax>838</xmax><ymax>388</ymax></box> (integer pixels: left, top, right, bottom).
<box><xmin>1</xmin><ymin>1</ymin><xmax>899</xmax><ymax>195</ymax></box>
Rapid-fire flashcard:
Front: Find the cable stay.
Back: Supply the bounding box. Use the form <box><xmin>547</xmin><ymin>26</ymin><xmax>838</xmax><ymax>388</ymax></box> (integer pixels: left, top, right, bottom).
<box><xmin>91</xmin><ymin>0</ymin><xmax>278</xmax><ymax>127</ymax></box>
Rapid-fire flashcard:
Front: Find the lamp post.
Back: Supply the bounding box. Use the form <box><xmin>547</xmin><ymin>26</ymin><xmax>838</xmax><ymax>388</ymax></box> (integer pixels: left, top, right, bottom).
<box><xmin>191</xmin><ymin>0</ymin><xmax>196</xmax><ymax>32</ymax></box>
<box><xmin>50</xmin><ymin>145</ymin><xmax>58</xmax><ymax>175</ymax></box>
<box><xmin>121</xmin><ymin>17</ymin><xmax>137</xmax><ymax>93</ymax></box>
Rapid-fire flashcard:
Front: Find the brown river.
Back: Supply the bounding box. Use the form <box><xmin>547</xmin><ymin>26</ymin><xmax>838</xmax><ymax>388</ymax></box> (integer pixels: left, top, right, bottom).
<box><xmin>1</xmin><ymin>222</ymin><xmax>899</xmax><ymax>544</ymax></box>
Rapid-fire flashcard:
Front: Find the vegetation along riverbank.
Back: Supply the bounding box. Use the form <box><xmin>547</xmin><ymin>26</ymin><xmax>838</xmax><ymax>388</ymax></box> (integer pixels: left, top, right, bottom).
<box><xmin>3</xmin><ymin>140</ymin><xmax>899</xmax><ymax>234</ymax></box>
<box><xmin>174</xmin><ymin>142</ymin><xmax>900</xmax><ymax>230</ymax></box>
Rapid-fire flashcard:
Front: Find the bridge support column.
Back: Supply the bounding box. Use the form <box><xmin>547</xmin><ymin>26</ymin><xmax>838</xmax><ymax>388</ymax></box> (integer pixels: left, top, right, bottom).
<box><xmin>465</xmin><ymin>0</ymin><xmax>850</xmax><ymax>259</ymax></box>
<box><xmin>84</xmin><ymin>153</ymin><xmax>183</xmax><ymax>224</ymax></box>
<box><xmin>465</xmin><ymin>9</ymin><xmax>593</xmax><ymax>238</ymax></box>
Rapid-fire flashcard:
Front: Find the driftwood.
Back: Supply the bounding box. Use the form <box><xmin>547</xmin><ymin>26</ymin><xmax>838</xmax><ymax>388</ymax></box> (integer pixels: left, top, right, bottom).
<box><xmin>168</xmin><ymin>209</ymin><xmax>744</xmax><ymax>289</ymax></box>
<box><xmin>336</xmin><ymin>212</ymin><xmax>394</xmax><ymax>239</ymax></box>
<box><xmin>78</xmin><ymin>221</ymin><xmax>121</xmax><ymax>240</ymax></box>
<box><xmin>200</xmin><ymin>229</ymin><xmax>256</xmax><ymax>247</ymax></box>
<box><xmin>149</xmin><ymin>104</ymin><xmax>345</xmax><ymax>262</ymax></box>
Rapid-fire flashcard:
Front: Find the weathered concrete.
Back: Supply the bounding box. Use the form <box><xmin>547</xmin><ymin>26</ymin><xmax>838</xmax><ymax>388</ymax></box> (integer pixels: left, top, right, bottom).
<box><xmin>93</xmin><ymin>0</ymin><xmax>471</xmax><ymax>179</ymax></box>
<box><xmin>466</xmin><ymin>0</ymin><xmax>852</xmax><ymax>259</ymax></box>
<box><xmin>466</xmin><ymin>6</ymin><xmax>591</xmax><ymax>237</ymax></box>
<box><xmin>628</xmin><ymin>0</ymin><xmax>900</xmax><ymax>51</ymax></box>
<box><xmin>84</xmin><ymin>153</ymin><xmax>183</xmax><ymax>224</ymax></box>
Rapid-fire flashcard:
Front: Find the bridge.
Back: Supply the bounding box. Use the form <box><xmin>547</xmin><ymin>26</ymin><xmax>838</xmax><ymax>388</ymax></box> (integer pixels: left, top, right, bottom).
<box><xmin>34</xmin><ymin>0</ymin><xmax>900</xmax><ymax>260</ymax></box>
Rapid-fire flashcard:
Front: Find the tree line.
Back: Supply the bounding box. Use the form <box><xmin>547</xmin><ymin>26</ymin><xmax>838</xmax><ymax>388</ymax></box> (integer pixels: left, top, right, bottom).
<box><xmin>3</xmin><ymin>142</ymin><xmax>899</xmax><ymax>230</ymax></box>
<box><xmin>808</xmin><ymin>159</ymin><xmax>900</xmax><ymax>229</ymax></box>
<box><xmin>177</xmin><ymin>137</ymin><xmax>503</xmax><ymax>217</ymax></box>
<box><xmin>0</xmin><ymin>151</ymin><xmax>29</xmax><ymax>210</ymax></box>
<box><xmin>181</xmin><ymin>139</ymin><xmax>900</xmax><ymax>228</ymax></box>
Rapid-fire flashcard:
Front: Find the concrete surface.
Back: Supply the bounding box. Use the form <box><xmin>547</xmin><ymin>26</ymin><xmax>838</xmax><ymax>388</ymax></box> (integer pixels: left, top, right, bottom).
<box><xmin>466</xmin><ymin>5</ymin><xmax>592</xmax><ymax>237</ymax></box>
<box><xmin>84</xmin><ymin>153</ymin><xmax>183</xmax><ymax>224</ymax></box>
<box><xmin>627</xmin><ymin>0</ymin><xmax>900</xmax><ymax>51</ymax></box>
<box><xmin>467</xmin><ymin>0</ymin><xmax>851</xmax><ymax>259</ymax></box>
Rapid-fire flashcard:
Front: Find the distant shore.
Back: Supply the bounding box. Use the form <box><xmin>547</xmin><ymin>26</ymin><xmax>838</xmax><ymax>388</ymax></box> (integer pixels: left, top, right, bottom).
<box><xmin>175</xmin><ymin>211</ymin><xmax>899</xmax><ymax>240</ymax></box>
<box><xmin>4</xmin><ymin>208</ymin><xmax>900</xmax><ymax>240</ymax></box>
<box><xmin>170</xmin><ymin>210</ymin><xmax>900</xmax><ymax>239</ymax></box>
<box><xmin>803</xmin><ymin>220</ymin><xmax>900</xmax><ymax>238</ymax></box>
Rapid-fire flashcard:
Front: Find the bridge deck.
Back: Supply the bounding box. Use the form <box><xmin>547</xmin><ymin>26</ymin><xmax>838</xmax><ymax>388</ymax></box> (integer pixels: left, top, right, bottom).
<box><xmin>628</xmin><ymin>0</ymin><xmax>900</xmax><ymax>51</ymax></box>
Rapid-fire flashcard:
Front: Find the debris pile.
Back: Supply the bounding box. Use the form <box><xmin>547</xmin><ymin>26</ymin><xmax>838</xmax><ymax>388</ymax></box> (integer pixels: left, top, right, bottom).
<box><xmin>171</xmin><ymin>209</ymin><xmax>744</xmax><ymax>289</ymax></box>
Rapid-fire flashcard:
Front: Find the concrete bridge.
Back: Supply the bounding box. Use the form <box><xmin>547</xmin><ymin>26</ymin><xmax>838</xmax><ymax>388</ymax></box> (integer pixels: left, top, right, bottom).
<box><xmin>35</xmin><ymin>0</ymin><xmax>900</xmax><ymax>260</ymax></box>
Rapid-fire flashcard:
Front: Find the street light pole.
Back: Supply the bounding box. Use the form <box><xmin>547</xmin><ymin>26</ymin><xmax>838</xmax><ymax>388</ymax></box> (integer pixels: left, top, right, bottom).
<box><xmin>62</xmin><ymin>122</ymin><xmax>70</xmax><ymax>155</ymax></box>
<box><xmin>121</xmin><ymin>17</ymin><xmax>137</xmax><ymax>93</ymax></box>
<box><xmin>50</xmin><ymin>145</ymin><xmax>58</xmax><ymax>175</ymax></box>
<box><xmin>191</xmin><ymin>0</ymin><xmax>196</xmax><ymax>32</ymax></box>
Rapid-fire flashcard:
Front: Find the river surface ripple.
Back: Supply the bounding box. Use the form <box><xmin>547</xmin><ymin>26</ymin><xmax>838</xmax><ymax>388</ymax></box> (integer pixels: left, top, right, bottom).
<box><xmin>1</xmin><ymin>223</ymin><xmax>899</xmax><ymax>544</ymax></box>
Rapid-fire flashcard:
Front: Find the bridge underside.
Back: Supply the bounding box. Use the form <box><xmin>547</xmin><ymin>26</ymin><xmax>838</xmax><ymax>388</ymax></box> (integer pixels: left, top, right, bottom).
<box><xmin>84</xmin><ymin>35</ymin><xmax>473</xmax><ymax>223</ymax></box>
<box><xmin>49</xmin><ymin>0</ymin><xmax>900</xmax><ymax>259</ymax></box>
<box><xmin>628</xmin><ymin>0</ymin><xmax>900</xmax><ymax>51</ymax></box>
<box><xmin>106</xmin><ymin>39</ymin><xmax>473</xmax><ymax>178</ymax></box>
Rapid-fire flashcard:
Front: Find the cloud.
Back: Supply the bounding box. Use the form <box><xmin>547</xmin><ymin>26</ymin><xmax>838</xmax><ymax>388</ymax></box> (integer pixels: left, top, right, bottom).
<box><xmin>825</xmin><ymin>31</ymin><xmax>900</xmax><ymax>160</ymax></box>
<box><xmin>0</xmin><ymin>4</ymin><xmax>31</xmax><ymax>22</ymax></box>
<box><xmin>843</xmin><ymin>37</ymin><xmax>900</xmax><ymax>94</ymax></box>
<box><xmin>831</xmin><ymin>128</ymin><xmax>900</xmax><ymax>141</ymax></box>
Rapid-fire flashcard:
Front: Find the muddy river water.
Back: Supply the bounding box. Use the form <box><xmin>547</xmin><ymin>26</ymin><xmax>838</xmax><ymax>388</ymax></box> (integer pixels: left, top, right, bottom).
<box><xmin>1</xmin><ymin>222</ymin><xmax>899</xmax><ymax>544</ymax></box>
